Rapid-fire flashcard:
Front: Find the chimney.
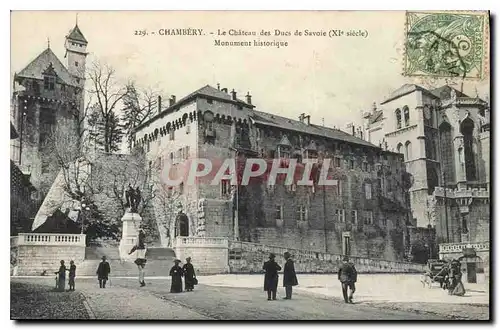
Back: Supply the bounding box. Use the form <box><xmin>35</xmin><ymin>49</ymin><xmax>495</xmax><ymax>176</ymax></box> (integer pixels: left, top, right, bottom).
<box><xmin>217</xmin><ymin>83</ymin><xmax>220</xmax><ymax>90</ymax></box>
<box><xmin>157</xmin><ymin>95</ymin><xmax>162</xmax><ymax>114</ymax></box>
<box><xmin>221</xmin><ymin>87</ymin><xmax>228</xmax><ymax>93</ymax></box>
<box><xmin>305</xmin><ymin>115</ymin><xmax>311</xmax><ymax>125</ymax></box>
<box><xmin>169</xmin><ymin>95</ymin><xmax>176</xmax><ymax>106</ymax></box>
<box><xmin>372</xmin><ymin>102</ymin><xmax>377</xmax><ymax>113</ymax></box>
<box><xmin>246</xmin><ymin>92</ymin><xmax>252</xmax><ymax>105</ymax></box>
<box><xmin>298</xmin><ymin>113</ymin><xmax>306</xmax><ymax>123</ymax></box>
<box><xmin>231</xmin><ymin>89</ymin><xmax>237</xmax><ymax>101</ymax></box>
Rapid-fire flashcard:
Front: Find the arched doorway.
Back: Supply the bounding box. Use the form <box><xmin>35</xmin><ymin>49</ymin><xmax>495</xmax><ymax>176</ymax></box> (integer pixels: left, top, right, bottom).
<box><xmin>458</xmin><ymin>253</ymin><xmax>483</xmax><ymax>284</ymax></box>
<box><xmin>175</xmin><ymin>213</ymin><xmax>189</xmax><ymax>237</ymax></box>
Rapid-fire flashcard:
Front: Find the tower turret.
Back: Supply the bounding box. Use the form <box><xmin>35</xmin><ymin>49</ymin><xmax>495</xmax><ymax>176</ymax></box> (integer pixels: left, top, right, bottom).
<box><xmin>65</xmin><ymin>22</ymin><xmax>88</xmax><ymax>87</ymax></box>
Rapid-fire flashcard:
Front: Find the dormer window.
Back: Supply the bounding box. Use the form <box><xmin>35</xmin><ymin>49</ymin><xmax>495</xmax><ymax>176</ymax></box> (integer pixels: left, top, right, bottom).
<box><xmin>44</xmin><ymin>76</ymin><xmax>55</xmax><ymax>91</ymax></box>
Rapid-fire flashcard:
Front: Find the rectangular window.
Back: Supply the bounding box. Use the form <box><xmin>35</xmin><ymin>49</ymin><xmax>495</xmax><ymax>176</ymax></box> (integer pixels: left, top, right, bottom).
<box><xmin>334</xmin><ymin>157</ymin><xmax>341</xmax><ymax>168</ymax></box>
<box><xmin>349</xmin><ymin>159</ymin><xmax>355</xmax><ymax>170</ymax></box>
<box><xmin>336</xmin><ymin>180</ymin><xmax>343</xmax><ymax>196</ymax></box>
<box><xmin>335</xmin><ymin>209</ymin><xmax>345</xmax><ymax>222</ymax></box>
<box><xmin>365</xmin><ymin>183</ymin><xmax>372</xmax><ymax>200</ymax></box>
<box><xmin>75</xmin><ymin>61</ymin><xmax>79</xmax><ymax>67</ymax></box>
<box><xmin>364</xmin><ymin>211</ymin><xmax>374</xmax><ymax>225</ymax></box>
<box><xmin>362</xmin><ymin>162</ymin><xmax>368</xmax><ymax>171</ymax></box>
<box><xmin>221</xmin><ymin>180</ymin><xmax>231</xmax><ymax>196</ymax></box>
<box><xmin>169</xmin><ymin>130</ymin><xmax>175</xmax><ymax>141</ymax></box>
<box><xmin>207</xmin><ymin>99</ymin><xmax>213</xmax><ymax>104</ymax></box>
<box><xmin>275</xmin><ymin>205</ymin><xmax>283</xmax><ymax>220</ymax></box>
<box><xmin>351</xmin><ymin>210</ymin><xmax>358</xmax><ymax>224</ymax></box>
<box><xmin>179</xmin><ymin>182</ymin><xmax>184</xmax><ymax>194</ymax></box>
<box><xmin>43</xmin><ymin>76</ymin><xmax>55</xmax><ymax>90</ymax></box>
<box><xmin>186</xmin><ymin>124</ymin><xmax>190</xmax><ymax>134</ymax></box>
<box><xmin>297</xmin><ymin>206</ymin><xmax>307</xmax><ymax>222</ymax></box>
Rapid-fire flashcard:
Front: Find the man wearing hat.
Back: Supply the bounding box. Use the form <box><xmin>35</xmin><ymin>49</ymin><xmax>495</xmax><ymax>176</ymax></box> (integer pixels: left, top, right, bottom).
<box><xmin>96</xmin><ymin>256</ymin><xmax>111</xmax><ymax>289</ymax></box>
<box><xmin>182</xmin><ymin>257</ymin><xmax>197</xmax><ymax>292</ymax></box>
<box><xmin>283</xmin><ymin>252</ymin><xmax>298</xmax><ymax>299</ymax></box>
<box><xmin>262</xmin><ymin>253</ymin><xmax>282</xmax><ymax>301</ymax></box>
<box><xmin>338</xmin><ymin>256</ymin><xmax>357</xmax><ymax>303</ymax></box>
<box><xmin>169</xmin><ymin>259</ymin><xmax>184</xmax><ymax>293</ymax></box>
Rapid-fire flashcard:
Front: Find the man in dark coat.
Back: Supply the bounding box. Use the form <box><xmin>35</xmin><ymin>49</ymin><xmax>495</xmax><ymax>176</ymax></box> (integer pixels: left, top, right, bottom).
<box><xmin>96</xmin><ymin>256</ymin><xmax>111</xmax><ymax>288</ymax></box>
<box><xmin>283</xmin><ymin>252</ymin><xmax>298</xmax><ymax>299</ymax></box>
<box><xmin>263</xmin><ymin>253</ymin><xmax>282</xmax><ymax>301</ymax></box>
<box><xmin>182</xmin><ymin>257</ymin><xmax>196</xmax><ymax>292</ymax></box>
<box><xmin>338</xmin><ymin>256</ymin><xmax>357</xmax><ymax>303</ymax></box>
<box><xmin>68</xmin><ymin>260</ymin><xmax>76</xmax><ymax>291</ymax></box>
<box><xmin>170</xmin><ymin>259</ymin><xmax>184</xmax><ymax>293</ymax></box>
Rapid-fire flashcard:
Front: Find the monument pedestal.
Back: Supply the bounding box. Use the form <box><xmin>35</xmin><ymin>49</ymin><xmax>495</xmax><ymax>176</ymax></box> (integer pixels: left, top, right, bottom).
<box><xmin>119</xmin><ymin>212</ymin><xmax>142</xmax><ymax>261</ymax></box>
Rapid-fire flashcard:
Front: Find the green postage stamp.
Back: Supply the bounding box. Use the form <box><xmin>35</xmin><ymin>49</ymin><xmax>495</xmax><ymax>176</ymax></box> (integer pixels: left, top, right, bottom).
<box><xmin>404</xmin><ymin>11</ymin><xmax>489</xmax><ymax>79</ymax></box>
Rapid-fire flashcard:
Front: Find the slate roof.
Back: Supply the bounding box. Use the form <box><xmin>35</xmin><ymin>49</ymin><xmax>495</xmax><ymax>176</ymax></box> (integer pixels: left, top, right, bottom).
<box><xmin>250</xmin><ymin>110</ymin><xmax>378</xmax><ymax>149</ymax></box>
<box><xmin>67</xmin><ymin>24</ymin><xmax>88</xmax><ymax>44</ymax></box>
<box><xmin>135</xmin><ymin>85</ymin><xmax>252</xmax><ymax>130</ymax></box>
<box><xmin>380</xmin><ymin>84</ymin><xmax>438</xmax><ymax>105</ymax></box>
<box><xmin>15</xmin><ymin>47</ymin><xmax>78</xmax><ymax>87</ymax></box>
<box><xmin>430</xmin><ymin>85</ymin><xmax>468</xmax><ymax>100</ymax></box>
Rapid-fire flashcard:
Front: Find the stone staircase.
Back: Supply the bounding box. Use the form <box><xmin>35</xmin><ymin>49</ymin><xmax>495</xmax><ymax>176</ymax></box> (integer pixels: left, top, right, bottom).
<box><xmin>76</xmin><ymin>246</ymin><xmax>177</xmax><ymax>276</ymax></box>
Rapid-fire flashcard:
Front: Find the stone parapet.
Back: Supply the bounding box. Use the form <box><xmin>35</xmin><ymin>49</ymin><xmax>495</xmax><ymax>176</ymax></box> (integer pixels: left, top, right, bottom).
<box><xmin>433</xmin><ymin>186</ymin><xmax>490</xmax><ymax>199</ymax></box>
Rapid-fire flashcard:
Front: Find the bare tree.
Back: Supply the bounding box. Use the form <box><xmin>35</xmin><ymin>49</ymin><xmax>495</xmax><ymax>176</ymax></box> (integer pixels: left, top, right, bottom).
<box><xmin>87</xmin><ymin>61</ymin><xmax>127</xmax><ymax>153</ymax></box>
<box><xmin>122</xmin><ymin>82</ymin><xmax>166</xmax><ymax>150</ymax></box>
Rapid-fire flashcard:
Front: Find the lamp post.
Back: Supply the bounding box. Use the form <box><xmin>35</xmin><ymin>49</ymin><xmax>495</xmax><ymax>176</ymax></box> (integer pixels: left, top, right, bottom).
<box><xmin>80</xmin><ymin>199</ymin><xmax>90</xmax><ymax>235</ymax></box>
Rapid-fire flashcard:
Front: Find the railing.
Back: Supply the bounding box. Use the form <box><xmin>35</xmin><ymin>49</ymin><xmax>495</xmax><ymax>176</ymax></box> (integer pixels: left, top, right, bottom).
<box><xmin>18</xmin><ymin>233</ymin><xmax>86</xmax><ymax>246</ymax></box>
<box><xmin>229</xmin><ymin>241</ymin><xmax>426</xmax><ymax>270</ymax></box>
<box><xmin>439</xmin><ymin>241</ymin><xmax>490</xmax><ymax>254</ymax></box>
<box><xmin>175</xmin><ymin>236</ymin><xmax>229</xmax><ymax>248</ymax></box>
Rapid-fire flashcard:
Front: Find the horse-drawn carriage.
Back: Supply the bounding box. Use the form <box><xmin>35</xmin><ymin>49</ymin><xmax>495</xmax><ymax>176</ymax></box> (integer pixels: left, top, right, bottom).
<box><xmin>421</xmin><ymin>259</ymin><xmax>449</xmax><ymax>288</ymax></box>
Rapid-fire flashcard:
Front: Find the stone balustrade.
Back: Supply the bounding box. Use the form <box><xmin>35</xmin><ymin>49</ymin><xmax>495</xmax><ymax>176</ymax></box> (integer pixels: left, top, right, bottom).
<box><xmin>18</xmin><ymin>233</ymin><xmax>86</xmax><ymax>246</ymax></box>
<box><xmin>433</xmin><ymin>186</ymin><xmax>490</xmax><ymax>199</ymax></box>
<box><xmin>439</xmin><ymin>241</ymin><xmax>490</xmax><ymax>254</ymax></box>
<box><xmin>175</xmin><ymin>236</ymin><xmax>229</xmax><ymax>248</ymax></box>
<box><xmin>229</xmin><ymin>241</ymin><xmax>426</xmax><ymax>273</ymax></box>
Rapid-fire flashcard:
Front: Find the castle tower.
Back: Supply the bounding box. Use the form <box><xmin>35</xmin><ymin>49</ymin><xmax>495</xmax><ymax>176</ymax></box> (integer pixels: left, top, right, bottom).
<box><xmin>64</xmin><ymin>22</ymin><xmax>88</xmax><ymax>88</ymax></box>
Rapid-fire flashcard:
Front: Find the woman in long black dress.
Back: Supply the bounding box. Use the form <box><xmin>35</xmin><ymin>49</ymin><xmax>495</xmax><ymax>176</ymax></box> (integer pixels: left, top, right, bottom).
<box><xmin>182</xmin><ymin>257</ymin><xmax>196</xmax><ymax>292</ymax></box>
<box><xmin>170</xmin><ymin>259</ymin><xmax>184</xmax><ymax>293</ymax></box>
<box><xmin>262</xmin><ymin>253</ymin><xmax>281</xmax><ymax>300</ymax></box>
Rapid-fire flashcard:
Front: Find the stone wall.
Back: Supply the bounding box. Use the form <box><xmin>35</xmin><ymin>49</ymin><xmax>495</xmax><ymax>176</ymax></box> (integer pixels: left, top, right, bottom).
<box><xmin>174</xmin><ymin>237</ymin><xmax>230</xmax><ymax>274</ymax></box>
<box><xmin>15</xmin><ymin>234</ymin><xmax>86</xmax><ymax>276</ymax></box>
<box><xmin>228</xmin><ymin>241</ymin><xmax>426</xmax><ymax>274</ymax></box>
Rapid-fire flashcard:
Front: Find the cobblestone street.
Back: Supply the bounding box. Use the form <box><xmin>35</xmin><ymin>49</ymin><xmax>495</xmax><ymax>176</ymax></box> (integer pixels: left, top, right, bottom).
<box><xmin>11</xmin><ymin>274</ymin><xmax>489</xmax><ymax>320</ymax></box>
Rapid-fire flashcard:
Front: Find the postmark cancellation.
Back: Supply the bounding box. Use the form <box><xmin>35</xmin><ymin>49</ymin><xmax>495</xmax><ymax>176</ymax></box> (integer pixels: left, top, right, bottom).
<box><xmin>404</xmin><ymin>11</ymin><xmax>489</xmax><ymax>79</ymax></box>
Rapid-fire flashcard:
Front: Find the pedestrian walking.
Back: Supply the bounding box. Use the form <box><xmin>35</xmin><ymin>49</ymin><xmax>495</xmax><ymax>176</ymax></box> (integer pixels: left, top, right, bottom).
<box><xmin>68</xmin><ymin>260</ymin><xmax>76</xmax><ymax>291</ymax></box>
<box><xmin>96</xmin><ymin>256</ymin><xmax>111</xmax><ymax>289</ymax></box>
<box><xmin>55</xmin><ymin>260</ymin><xmax>67</xmax><ymax>292</ymax></box>
<box><xmin>282</xmin><ymin>252</ymin><xmax>298</xmax><ymax>299</ymax></box>
<box><xmin>170</xmin><ymin>259</ymin><xmax>184</xmax><ymax>293</ymax></box>
<box><xmin>263</xmin><ymin>253</ymin><xmax>281</xmax><ymax>301</ymax></box>
<box><xmin>448</xmin><ymin>260</ymin><xmax>466</xmax><ymax>296</ymax></box>
<box><xmin>129</xmin><ymin>228</ymin><xmax>147</xmax><ymax>287</ymax></box>
<box><xmin>182</xmin><ymin>257</ymin><xmax>197</xmax><ymax>292</ymax></box>
<box><xmin>338</xmin><ymin>256</ymin><xmax>357</xmax><ymax>303</ymax></box>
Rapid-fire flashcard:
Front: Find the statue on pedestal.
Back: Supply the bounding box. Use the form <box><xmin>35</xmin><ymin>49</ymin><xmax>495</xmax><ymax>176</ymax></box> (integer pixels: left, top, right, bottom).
<box><xmin>125</xmin><ymin>185</ymin><xmax>142</xmax><ymax>213</ymax></box>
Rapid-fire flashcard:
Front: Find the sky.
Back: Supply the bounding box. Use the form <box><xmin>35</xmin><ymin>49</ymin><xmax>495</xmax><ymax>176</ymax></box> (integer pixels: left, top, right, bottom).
<box><xmin>10</xmin><ymin>11</ymin><xmax>490</xmax><ymax>132</ymax></box>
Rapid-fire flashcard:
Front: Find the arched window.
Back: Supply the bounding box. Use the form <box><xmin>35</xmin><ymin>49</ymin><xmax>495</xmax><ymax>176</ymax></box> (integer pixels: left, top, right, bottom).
<box><xmin>403</xmin><ymin>106</ymin><xmax>410</xmax><ymax>127</ymax></box>
<box><xmin>397</xmin><ymin>143</ymin><xmax>404</xmax><ymax>159</ymax></box>
<box><xmin>439</xmin><ymin>122</ymin><xmax>455</xmax><ymax>183</ymax></box>
<box><xmin>460</xmin><ymin>118</ymin><xmax>476</xmax><ymax>181</ymax></box>
<box><xmin>395</xmin><ymin>109</ymin><xmax>402</xmax><ymax>129</ymax></box>
<box><xmin>405</xmin><ymin>141</ymin><xmax>412</xmax><ymax>161</ymax></box>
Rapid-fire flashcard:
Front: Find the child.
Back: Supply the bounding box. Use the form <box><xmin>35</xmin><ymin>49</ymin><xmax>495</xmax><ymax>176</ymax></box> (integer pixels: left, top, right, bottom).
<box><xmin>68</xmin><ymin>260</ymin><xmax>76</xmax><ymax>291</ymax></box>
